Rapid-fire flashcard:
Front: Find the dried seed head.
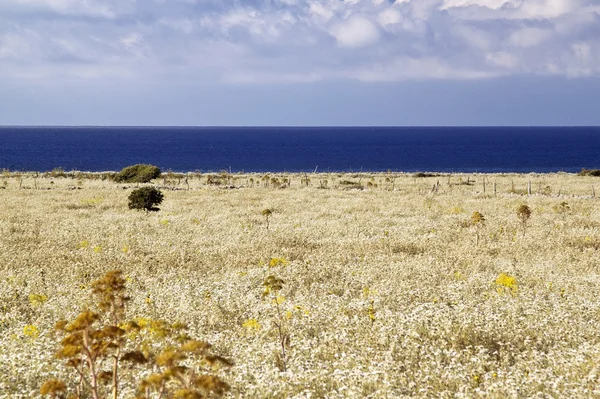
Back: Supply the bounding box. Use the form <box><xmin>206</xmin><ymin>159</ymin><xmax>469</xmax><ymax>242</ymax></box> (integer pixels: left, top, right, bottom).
<box><xmin>156</xmin><ymin>350</ymin><xmax>184</xmax><ymax>367</ymax></box>
<box><xmin>471</xmin><ymin>211</ymin><xmax>485</xmax><ymax>225</ymax></box>
<box><xmin>40</xmin><ymin>379</ymin><xmax>66</xmax><ymax>396</ymax></box>
<box><xmin>55</xmin><ymin>320</ymin><xmax>68</xmax><ymax>331</ymax></box>
<box><xmin>173</xmin><ymin>389</ymin><xmax>204</xmax><ymax>399</ymax></box>
<box><xmin>180</xmin><ymin>340</ymin><xmax>211</xmax><ymax>353</ymax></box>
<box><xmin>205</xmin><ymin>355</ymin><xmax>234</xmax><ymax>369</ymax></box>
<box><xmin>194</xmin><ymin>375</ymin><xmax>230</xmax><ymax>396</ymax></box>
<box><xmin>56</xmin><ymin>344</ymin><xmax>82</xmax><ymax>359</ymax></box>
<box><xmin>98</xmin><ymin>371</ymin><xmax>112</xmax><ymax>384</ymax></box>
<box><xmin>66</xmin><ymin>311</ymin><xmax>100</xmax><ymax>332</ymax></box>
<box><xmin>121</xmin><ymin>351</ymin><xmax>148</xmax><ymax>364</ymax></box>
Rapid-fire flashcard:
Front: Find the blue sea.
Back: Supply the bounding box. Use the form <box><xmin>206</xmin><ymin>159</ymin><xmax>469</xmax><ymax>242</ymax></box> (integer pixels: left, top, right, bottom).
<box><xmin>0</xmin><ymin>126</ymin><xmax>599</xmax><ymax>173</ymax></box>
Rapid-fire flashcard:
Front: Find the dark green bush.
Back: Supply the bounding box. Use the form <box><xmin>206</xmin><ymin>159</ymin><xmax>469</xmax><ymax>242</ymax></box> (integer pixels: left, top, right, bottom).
<box><xmin>578</xmin><ymin>168</ymin><xmax>600</xmax><ymax>177</ymax></box>
<box><xmin>413</xmin><ymin>172</ymin><xmax>439</xmax><ymax>178</ymax></box>
<box><xmin>128</xmin><ymin>187</ymin><xmax>164</xmax><ymax>212</ymax></box>
<box><xmin>113</xmin><ymin>164</ymin><xmax>161</xmax><ymax>183</ymax></box>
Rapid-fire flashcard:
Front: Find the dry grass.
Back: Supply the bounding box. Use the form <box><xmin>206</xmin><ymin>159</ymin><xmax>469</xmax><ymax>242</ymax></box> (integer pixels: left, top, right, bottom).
<box><xmin>1</xmin><ymin>172</ymin><xmax>600</xmax><ymax>398</ymax></box>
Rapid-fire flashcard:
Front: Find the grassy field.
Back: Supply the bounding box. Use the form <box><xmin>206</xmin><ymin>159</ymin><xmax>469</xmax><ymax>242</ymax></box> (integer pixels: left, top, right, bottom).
<box><xmin>1</xmin><ymin>171</ymin><xmax>600</xmax><ymax>398</ymax></box>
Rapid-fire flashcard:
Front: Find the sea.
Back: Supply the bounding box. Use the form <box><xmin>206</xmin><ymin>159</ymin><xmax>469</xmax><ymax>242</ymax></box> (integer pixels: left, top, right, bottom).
<box><xmin>1</xmin><ymin>126</ymin><xmax>599</xmax><ymax>173</ymax></box>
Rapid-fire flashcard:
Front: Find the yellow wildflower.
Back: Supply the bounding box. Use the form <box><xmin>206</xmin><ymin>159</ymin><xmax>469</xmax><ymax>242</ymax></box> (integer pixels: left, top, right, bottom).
<box><xmin>29</xmin><ymin>293</ymin><xmax>48</xmax><ymax>308</ymax></box>
<box><xmin>268</xmin><ymin>257</ymin><xmax>288</xmax><ymax>268</ymax></box>
<box><xmin>242</xmin><ymin>318</ymin><xmax>261</xmax><ymax>331</ymax></box>
<box><xmin>23</xmin><ymin>324</ymin><xmax>40</xmax><ymax>339</ymax></box>
<box><xmin>495</xmin><ymin>273</ymin><xmax>518</xmax><ymax>295</ymax></box>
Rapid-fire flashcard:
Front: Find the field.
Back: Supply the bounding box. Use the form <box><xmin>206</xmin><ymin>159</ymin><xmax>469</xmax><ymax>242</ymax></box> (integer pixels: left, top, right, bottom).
<box><xmin>1</xmin><ymin>171</ymin><xmax>600</xmax><ymax>398</ymax></box>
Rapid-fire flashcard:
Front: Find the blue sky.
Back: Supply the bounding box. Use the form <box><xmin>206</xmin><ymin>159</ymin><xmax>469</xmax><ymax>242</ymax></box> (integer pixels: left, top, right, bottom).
<box><xmin>1</xmin><ymin>0</ymin><xmax>599</xmax><ymax>126</ymax></box>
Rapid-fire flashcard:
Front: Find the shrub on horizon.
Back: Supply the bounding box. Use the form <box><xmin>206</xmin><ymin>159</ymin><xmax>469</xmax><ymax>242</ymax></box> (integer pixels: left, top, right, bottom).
<box><xmin>128</xmin><ymin>187</ymin><xmax>164</xmax><ymax>212</ymax></box>
<box><xmin>578</xmin><ymin>168</ymin><xmax>600</xmax><ymax>177</ymax></box>
<box><xmin>113</xmin><ymin>164</ymin><xmax>161</xmax><ymax>183</ymax></box>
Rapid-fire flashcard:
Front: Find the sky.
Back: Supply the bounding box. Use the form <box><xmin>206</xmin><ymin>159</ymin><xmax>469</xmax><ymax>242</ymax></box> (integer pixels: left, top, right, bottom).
<box><xmin>0</xmin><ymin>0</ymin><xmax>599</xmax><ymax>126</ymax></box>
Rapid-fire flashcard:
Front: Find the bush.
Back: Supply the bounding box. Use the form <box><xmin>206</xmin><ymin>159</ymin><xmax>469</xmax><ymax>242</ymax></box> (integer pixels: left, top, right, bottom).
<box><xmin>113</xmin><ymin>164</ymin><xmax>161</xmax><ymax>183</ymax></box>
<box><xmin>578</xmin><ymin>168</ymin><xmax>600</xmax><ymax>177</ymax></box>
<box><xmin>413</xmin><ymin>172</ymin><xmax>439</xmax><ymax>178</ymax></box>
<box><xmin>128</xmin><ymin>187</ymin><xmax>164</xmax><ymax>212</ymax></box>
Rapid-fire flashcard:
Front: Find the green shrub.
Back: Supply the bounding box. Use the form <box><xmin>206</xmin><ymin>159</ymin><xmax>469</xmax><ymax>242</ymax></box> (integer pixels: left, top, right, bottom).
<box><xmin>413</xmin><ymin>172</ymin><xmax>438</xmax><ymax>178</ymax></box>
<box><xmin>578</xmin><ymin>168</ymin><xmax>600</xmax><ymax>177</ymax></box>
<box><xmin>128</xmin><ymin>187</ymin><xmax>164</xmax><ymax>212</ymax></box>
<box><xmin>113</xmin><ymin>164</ymin><xmax>161</xmax><ymax>183</ymax></box>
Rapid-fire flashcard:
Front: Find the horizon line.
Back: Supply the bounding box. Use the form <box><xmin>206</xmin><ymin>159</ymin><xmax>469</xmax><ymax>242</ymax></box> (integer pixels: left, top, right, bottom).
<box><xmin>2</xmin><ymin>125</ymin><xmax>600</xmax><ymax>128</ymax></box>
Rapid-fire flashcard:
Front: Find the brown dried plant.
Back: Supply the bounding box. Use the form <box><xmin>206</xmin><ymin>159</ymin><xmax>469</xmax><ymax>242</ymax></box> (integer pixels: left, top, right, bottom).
<box><xmin>261</xmin><ymin>209</ymin><xmax>273</xmax><ymax>230</ymax></box>
<box><xmin>41</xmin><ymin>270</ymin><xmax>232</xmax><ymax>399</ymax></box>
<box><xmin>470</xmin><ymin>211</ymin><xmax>485</xmax><ymax>246</ymax></box>
<box><xmin>517</xmin><ymin>205</ymin><xmax>532</xmax><ymax>235</ymax></box>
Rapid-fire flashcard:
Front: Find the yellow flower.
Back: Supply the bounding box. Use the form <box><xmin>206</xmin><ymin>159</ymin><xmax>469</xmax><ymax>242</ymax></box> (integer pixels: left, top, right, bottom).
<box><xmin>450</xmin><ymin>206</ymin><xmax>465</xmax><ymax>214</ymax></box>
<box><xmin>495</xmin><ymin>273</ymin><xmax>518</xmax><ymax>294</ymax></box>
<box><xmin>268</xmin><ymin>257</ymin><xmax>288</xmax><ymax>268</ymax></box>
<box><xmin>293</xmin><ymin>305</ymin><xmax>310</xmax><ymax>316</ymax></box>
<box><xmin>78</xmin><ymin>240</ymin><xmax>90</xmax><ymax>249</ymax></box>
<box><xmin>29</xmin><ymin>293</ymin><xmax>48</xmax><ymax>308</ymax></box>
<box><xmin>242</xmin><ymin>318</ymin><xmax>261</xmax><ymax>331</ymax></box>
<box><xmin>93</xmin><ymin>245</ymin><xmax>102</xmax><ymax>253</ymax></box>
<box><xmin>23</xmin><ymin>324</ymin><xmax>40</xmax><ymax>339</ymax></box>
<box><xmin>363</xmin><ymin>287</ymin><xmax>378</xmax><ymax>299</ymax></box>
<box><xmin>136</xmin><ymin>317</ymin><xmax>151</xmax><ymax>328</ymax></box>
<box><xmin>285</xmin><ymin>311</ymin><xmax>293</xmax><ymax>320</ymax></box>
<box><xmin>122</xmin><ymin>245</ymin><xmax>129</xmax><ymax>254</ymax></box>
<box><xmin>159</xmin><ymin>219</ymin><xmax>169</xmax><ymax>226</ymax></box>
<box><xmin>368</xmin><ymin>300</ymin><xmax>376</xmax><ymax>323</ymax></box>
<box><xmin>273</xmin><ymin>295</ymin><xmax>285</xmax><ymax>305</ymax></box>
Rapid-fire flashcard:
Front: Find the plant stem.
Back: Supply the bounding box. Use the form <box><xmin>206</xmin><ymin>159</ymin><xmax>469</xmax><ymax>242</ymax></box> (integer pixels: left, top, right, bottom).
<box><xmin>274</xmin><ymin>300</ymin><xmax>287</xmax><ymax>371</ymax></box>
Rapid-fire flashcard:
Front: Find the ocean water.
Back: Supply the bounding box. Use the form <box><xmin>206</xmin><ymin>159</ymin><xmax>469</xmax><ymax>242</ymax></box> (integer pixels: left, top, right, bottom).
<box><xmin>0</xmin><ymin>126</ymin><xmax>599</xmax><ymax>173</ymax></box>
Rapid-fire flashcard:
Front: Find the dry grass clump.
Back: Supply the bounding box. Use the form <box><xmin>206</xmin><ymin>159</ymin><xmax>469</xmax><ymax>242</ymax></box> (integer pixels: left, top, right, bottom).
<box><xmin>1</xmin><ymin>172</ymin><xmax>600</xmax><ymax>398</ymax></box>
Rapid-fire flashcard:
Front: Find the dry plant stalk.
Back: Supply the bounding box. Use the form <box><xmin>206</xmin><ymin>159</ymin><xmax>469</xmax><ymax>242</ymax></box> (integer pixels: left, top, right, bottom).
<box><xmin>261</xmin><ymin>209</ymin><xmax>273</xmax><ymax>230</ymax></box>
<box><xmin>471</xmin><ymin>211</ymin><xmax>485</xmax><ymax>246</ymax></box>
<box><xmin>41</xmin><ymin>270</ymin><xmax>232</xmax><ymax>399</ymax></box>
<box><xmin>262</xmin><ymin>275</ymin><xmax>290</xmax><ymax>372</ymax></box>
<box><xmin>517</xmin><ymin>205</ymin><xmax>532</xmax><ymax>235</ymax></box>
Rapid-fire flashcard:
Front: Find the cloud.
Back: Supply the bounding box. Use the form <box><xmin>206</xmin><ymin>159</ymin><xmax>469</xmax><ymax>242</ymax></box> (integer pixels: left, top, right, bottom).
<box><xmin>0</xmin><ymin>0</ymin><xmax>598</xmax><ymax>84</ymax></box>
<box><xmin>331</xmin><ymin>16</ymin><xmax>380</xmax><ymax>48</ymax></box>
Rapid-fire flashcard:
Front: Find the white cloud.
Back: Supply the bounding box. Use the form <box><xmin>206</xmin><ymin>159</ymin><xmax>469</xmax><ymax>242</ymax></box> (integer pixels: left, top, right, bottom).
<box><xmin>331</xmin><ymin>16</ymin><xmax>380</xmax><ymax>48</ymax></box>
<box><xmin>309</xmin><ymin>2</ymin><xmax>334</xmax><ymax>20</ymax></box>
<box><xmin>1</xmin><ymin>0</ymin><xmax>123</xmax><ymax>17</ymax></box>
<box><xmin>486</xmin><ymin>51</ymin><xmax>519</xmax><ymax>68</ymax></box>
<box><xmin>377</xmin><ymin>8</ymin><xmax>402</xmax><ymax>27</ymax></box>
<box><xmin>0</xmin><ymin>0</ymin><xmax>598</xmax><ymax>83</ymax></box>
<box><xmin>508</xmin><ymin>27</ymin><xmax>552</xmax><ymax>48</ymax></box>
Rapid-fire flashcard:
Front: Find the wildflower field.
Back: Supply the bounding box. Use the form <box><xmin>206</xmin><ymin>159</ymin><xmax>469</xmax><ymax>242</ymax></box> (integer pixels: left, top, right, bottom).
<box><xmin>1</xmin><ymin>172</ymin><xmax>600</xmax><ymax>398</ymax></box>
